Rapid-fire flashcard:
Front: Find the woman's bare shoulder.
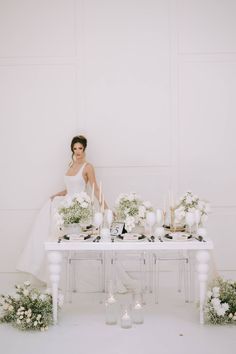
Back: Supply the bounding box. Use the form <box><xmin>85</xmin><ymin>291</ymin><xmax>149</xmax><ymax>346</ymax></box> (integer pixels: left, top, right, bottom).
<box><xmin>84</xmin><ymin>162</ymin><xmax>94</xmax><ymax>171</ymax></box>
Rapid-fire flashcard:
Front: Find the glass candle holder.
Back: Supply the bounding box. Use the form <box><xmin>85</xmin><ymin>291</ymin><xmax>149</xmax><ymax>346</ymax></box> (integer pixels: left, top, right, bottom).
<box><xmin>132</xmin><ymin>294</ymin><xmax>144</xmax><ymax>324</ymax></box>
<box><xmin>105</xmin><ymin>294</ymin><xmax>117</xmax><ymax>325</ymax></box>
<box><xmin>120</xmin><ymin>304</ymin><xmax>132</xmax><ymax>329</ymax></box>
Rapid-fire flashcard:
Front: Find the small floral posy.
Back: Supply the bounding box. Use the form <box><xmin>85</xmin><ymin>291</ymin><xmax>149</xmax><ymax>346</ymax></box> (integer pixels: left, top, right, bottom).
<box><xmin>55</xmin><ymin>191</ymin><xmax>92</xmax><ymax>228</ymax></box>
<box><xmin>205</xmin><ymin>277</ymin><xmax>236</xmax><ymax>325</ymax></box>
<box><xmin>115</xmin><ymin>192</ymin><xmax>153</xmax><ymax>232</ymax></box>
<box><xmin>0</xmin><ymin>281</ymin><xmax>63</xmax><ymax>331</ymax></box>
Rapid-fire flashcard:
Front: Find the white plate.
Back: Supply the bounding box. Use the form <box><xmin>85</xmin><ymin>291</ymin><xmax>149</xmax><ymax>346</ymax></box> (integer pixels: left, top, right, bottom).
<box><xmin>116</xmin><ymin>233</ymin><xmax>146</xmax><ymax>242</ymax></box>
<box><xmin>164</xmin><ymin>233</ymin><xmax>193</xmax><ymax>242</ymax></box>
<box><xmin>61</xmin><ymin>234</ymin><xmax>93</xmax><ymax>242</ymax></box>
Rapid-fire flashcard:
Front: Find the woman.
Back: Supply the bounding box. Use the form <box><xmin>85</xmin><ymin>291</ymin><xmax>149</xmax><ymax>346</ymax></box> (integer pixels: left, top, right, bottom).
<box><xmin>17</xmin><ymin>135</ymin><xmax>108</xmax><ymax>284</ymax></box>
<box><xmin>50</xmin><ymin>135</ymin><xmax>108</xmax><ymax>207</ymax></box>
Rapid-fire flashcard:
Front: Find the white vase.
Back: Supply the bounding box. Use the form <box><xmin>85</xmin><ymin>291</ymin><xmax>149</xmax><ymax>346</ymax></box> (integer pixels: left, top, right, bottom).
<box><xmin>64</xmin><ymin>223</ymin><xmax>81</xmax><ymax>235</ymax></box>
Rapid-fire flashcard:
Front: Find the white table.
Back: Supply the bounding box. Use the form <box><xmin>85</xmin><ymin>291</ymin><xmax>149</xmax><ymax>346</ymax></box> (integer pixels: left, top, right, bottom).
<box><xmin>45</xmin><ymin>238</ymin><xmax>214</xmax><ymax>325</ymax></box>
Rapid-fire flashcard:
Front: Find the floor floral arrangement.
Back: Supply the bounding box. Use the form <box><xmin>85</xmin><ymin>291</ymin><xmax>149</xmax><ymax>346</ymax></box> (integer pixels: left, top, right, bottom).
<box><xmin>0</xmin><ymin>281</ymin><xmax>63</xmax><ymax>331</ymax></box>
<box><xmin>205</xmin><ymin>277</ymin><xmax>236</xmax><ymax>324</ymax></box>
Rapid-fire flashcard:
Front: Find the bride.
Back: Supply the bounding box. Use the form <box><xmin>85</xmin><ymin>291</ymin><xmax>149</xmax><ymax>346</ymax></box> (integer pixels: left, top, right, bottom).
<box><xmin>17</xmin><ymin>135</ymin><xmax>138</xmax><ymax>292</ymax></box>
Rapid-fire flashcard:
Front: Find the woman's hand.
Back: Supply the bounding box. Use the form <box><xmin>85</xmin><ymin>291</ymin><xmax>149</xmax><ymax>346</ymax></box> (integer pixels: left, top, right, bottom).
<box><xmin>50</xmin><ymin>190</ymin><xmax>67</xmax><ymax>201</ymax></box>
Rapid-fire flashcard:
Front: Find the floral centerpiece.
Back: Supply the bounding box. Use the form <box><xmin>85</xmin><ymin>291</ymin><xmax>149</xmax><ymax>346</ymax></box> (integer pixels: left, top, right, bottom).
<box><xmin>115</xmin><ymin>192</ymin><xmax>153</xmax><ymax>232</ymax></box>
<box><xmin>0</xmin><ymin>281</ymin><xmax>63</xmax><ymax>331</ymax></box>
<box><xmin>55</xmin><ymin>191</ymin><xmax>92</xmax><ymax>229</ymax></box>
<box><xmin>174</xmin><ymin>191</ymin><xmax>210</xmax><ymax>225</ymax></box>
<box><xmin>205</xmin><ymin>277</ymin><xmax>236</xmax><ymax>324</ymax></box>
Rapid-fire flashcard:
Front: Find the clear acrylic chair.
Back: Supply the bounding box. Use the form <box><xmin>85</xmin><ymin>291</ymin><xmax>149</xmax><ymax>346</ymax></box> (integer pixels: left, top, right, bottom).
<box><xmin>152</xmin><ymin>250</ymin><xmax>194</xmax><ymax>304</ymax></box>
<box><xmin>65</xmin><ymin>251</ymin><xmax>105</xmax><ymax>303</ymax></box>
<box><xmin>109</xmin><ymin>250</ymin><xmax>149</xmax><ymax>298</ymax></box>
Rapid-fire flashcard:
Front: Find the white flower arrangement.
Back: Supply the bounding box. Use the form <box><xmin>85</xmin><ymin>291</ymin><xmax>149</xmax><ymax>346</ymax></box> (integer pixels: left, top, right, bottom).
<box><xmin>205</xmin><ymin>278</ymin><xmax>236</xmax><ymax>324</ymax></box>
<box><xmin>174</xmin><ymin>191</ymin><xmax>210</xmax><ymax>225</ymax></box>
<box><xmin>55</xmin><ymin>192</ymin><xmax>92</xmax><ymax>228</ymax></box>
<box><xmin>115</xmin><ymin>192</ymin><xmax>153</xmax><ymax>232</ymax></box>
<box><xmin>0</xmin><ymin>281</ymin><xmax>63</xmax><ymax>331</ymax></box>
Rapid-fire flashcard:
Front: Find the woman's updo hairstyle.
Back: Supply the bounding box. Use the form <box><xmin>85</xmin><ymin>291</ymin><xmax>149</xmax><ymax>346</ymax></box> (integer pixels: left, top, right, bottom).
<box><xmin>70</xmin><ymin>135</ymin><xmax>87</xmax><ymax>152</ymax></box>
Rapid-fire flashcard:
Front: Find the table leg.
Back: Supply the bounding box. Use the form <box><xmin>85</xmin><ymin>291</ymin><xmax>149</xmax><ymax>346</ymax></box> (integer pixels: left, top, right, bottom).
<box><xmin>47</xmin><ymin>251</ymin><xmax>63</xmax><ymax>324</ymax></box>
<box><xmin>195</xmin><ymin>250</ymin><xmax>210</xmax><ymax>324</ymax></box>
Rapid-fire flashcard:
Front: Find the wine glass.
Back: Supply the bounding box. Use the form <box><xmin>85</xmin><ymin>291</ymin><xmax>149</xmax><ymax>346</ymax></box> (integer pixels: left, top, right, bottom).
<box><xmin>185</xmin><ymin>212</ymin><xmax>195</xmax><ymax>235</ymax></box>
<box><xmin>106</xmin><ymin>209</ymin><xmax>113</xmax><ymax>231</ymax></box>
<box><xmin>93</xmin><ymin>212</ymin><xmax>103</xmax><ymax>235</ymax></box>
<box><xmin>156</xmin><ymin>209</ymin><xmax>163</xmax><ymax>227</ymax></box>
<box><xmin>194</xmin><ymin>209</ymin><xmax>201</xmax><ymax>233</ymax></box>
<box><xmin>146</xmin><ymin>211</ymin><xmax>156</xmax><ymax>237</ymax></box>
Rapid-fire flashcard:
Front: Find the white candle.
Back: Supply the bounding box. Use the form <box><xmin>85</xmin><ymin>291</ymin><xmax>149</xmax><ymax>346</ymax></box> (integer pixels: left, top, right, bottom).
<box><xmin>102</xmin><ymin>194</ymin><xmax>105</xmax><ymax>213</ymax></box>
<box><xmin>168</xmin><ymin>190</ymin><xmax>171</xmax><ymax>208</ymax></box>
<box><xmin>163</xmin><ymin>197</ymin><xmax>167</xmax><ymax>212</ymax></box>
<box><xmin>91</xmin><ymin>182</ymin><xmax>94</xmax><ymax>203</ymax></box>
<box><xmin>168</xmin><ymin>190</ymin><xmax>174</xmax><ymax>208</ymax></box>
<box><xmin>99</xmin><ymin>181</ymin><xmax>102</xmax><ymax>204</ymax></box>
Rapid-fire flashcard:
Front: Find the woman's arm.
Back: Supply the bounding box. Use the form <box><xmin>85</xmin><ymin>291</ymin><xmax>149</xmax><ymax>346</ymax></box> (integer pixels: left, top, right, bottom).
<box><xmin>85</xmin><ymin>164</ymin><xmax>109</xmax><ymax>209</ymax></box>
<box><xmin>50</xmin><ymin>189</ymin><xmax>67</xmax><ymax>201</ymax></box>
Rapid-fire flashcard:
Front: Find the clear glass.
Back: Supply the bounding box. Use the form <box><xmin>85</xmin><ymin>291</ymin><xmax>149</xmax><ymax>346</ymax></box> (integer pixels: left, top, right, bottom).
<box><xmin>132</xmin><ymin>293</ymin><xmax>144</xmax><ymax>324</ymax></box>
<box><xmin>105</xmin><ymin>294</ymin><xmax>117</xmax><ymax>325</ymax></box>
<box><xmin>120</xmin><ymin>304</ymin><xmax>132</xmax><ymax>329</ymax></box>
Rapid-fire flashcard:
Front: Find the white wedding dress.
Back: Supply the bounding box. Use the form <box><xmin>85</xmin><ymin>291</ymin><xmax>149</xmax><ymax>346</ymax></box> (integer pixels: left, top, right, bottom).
<box><xmin>16</xmin><ymin>163</ymin><xmax>89</xmax><ymax>284</ymax></box>
<box><xmin>17</xmin><ymin>163</ymin><xmax>138</xmax><ymax>293</ymax></box>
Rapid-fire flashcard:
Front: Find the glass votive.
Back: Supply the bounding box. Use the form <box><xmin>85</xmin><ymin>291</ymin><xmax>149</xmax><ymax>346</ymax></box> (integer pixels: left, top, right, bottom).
<box><xmin>105</xmin><ymin>294</ymin><xmax>117</xmax><ymax>325</ymax></box>
<box><xmin>132</xmin><ymin>294</ymin><xmax>144</xmax><ymax>324</ymax></box>
<box><xmin>120</xmin><ymin>304</ymin><xmax>132</xmax><ymax>329</ymax></box>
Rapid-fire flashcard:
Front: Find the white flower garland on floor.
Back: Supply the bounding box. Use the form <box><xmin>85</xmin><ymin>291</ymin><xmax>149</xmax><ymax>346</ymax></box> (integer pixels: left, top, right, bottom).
<box><xmin>0</xmin><ymin>281</ymin><xmax>63</xmax><ymax>331</ymax></box>
<box><xmin>205</xmin><ymin>277</ymin><xmax>236</xmax><ymax>324</ymax></box>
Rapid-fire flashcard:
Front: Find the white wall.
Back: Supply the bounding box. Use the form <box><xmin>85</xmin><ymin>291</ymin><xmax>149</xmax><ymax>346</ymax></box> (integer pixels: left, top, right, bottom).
<box><xmin>0</xmin><ymin>0</ymin><xmax>236</xmax><ymax>273</ymax></box>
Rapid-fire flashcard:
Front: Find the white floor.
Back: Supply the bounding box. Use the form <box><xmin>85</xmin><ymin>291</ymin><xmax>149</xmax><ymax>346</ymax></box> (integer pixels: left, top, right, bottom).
<box><xmin>0</xmin><ymin>272</ymin><xmax>236</xmax><ymax>354</ymax></box>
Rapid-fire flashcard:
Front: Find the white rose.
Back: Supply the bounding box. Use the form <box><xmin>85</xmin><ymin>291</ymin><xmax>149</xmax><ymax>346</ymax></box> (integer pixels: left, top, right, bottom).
<box><xmin>26</xmin><ymin>318</ymin><xmax>31</xmax><ymax>323</ymax></box>
<box><xmin>216</xmin><ymin>307</ymin><xmax>225</xmax><ymax>317</ymax></box>
<box><xmin>228</xmin><ymin>313</ymin><xmax>233</xmax><ymax>319</ymax></box>
<box><xmin>23</xmin><ymin>289</ymin><xmax>29</xmax><ymax>296</ymax></box>
<box><xmin>222</xmin><ymin>303</ymin><xmax>229</xmax><ymax>311</ymax></box>
<box><xmin>211</xmin><ymin>298</ymin><xmax>220</xmax><ymax>308</ymax></box>
<box><xmin>24</xmin><ymin>280</ymin><xmax>31</xmax><ymax>287</ymax></box>
<box><xmin>81</xmin><ymin>202</ymin><xmax>88</xmax><ymax>208</ymax></box>
<box><xmin>39</xmin><ymin>294</ymin><xmax>47</xmax><ymax>301</ymax></box>
<box><xmin>31</xmin><ymin>294</ymin><xmax>38</xmax><ymax>301</ymax></box>
<box><xmin>34</xmin><ymin>321</ymin><xmax>38</xmax><ymax>326</ymax></box>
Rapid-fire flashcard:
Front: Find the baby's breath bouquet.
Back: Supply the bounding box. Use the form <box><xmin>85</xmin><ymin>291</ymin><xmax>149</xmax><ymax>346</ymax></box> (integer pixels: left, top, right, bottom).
<box><xmin>0</xmin><ymin>281</ymin><xmax>63</xmax><ymax>331</ymax></box>
<box><xmin>174</xmin><ymin>191</ymin><xmax>210</xmax><ymax>225</ymax></box>
<box><xmin>55</xmin><ymin>191</ymin><xmax>92</xmax><ymax>228</ymax></box>
<box><xmin>115</xmin><ymin>192</ymin><xmax>153</xmax><ymax>232</ymax></box>
<box><xmin>205</xmin><ymin>278</ymin><xmax>236</xmax><ymax>324</ymax></box>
